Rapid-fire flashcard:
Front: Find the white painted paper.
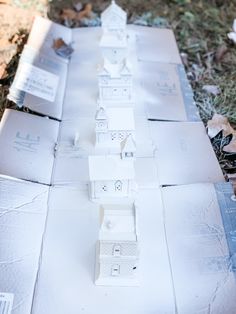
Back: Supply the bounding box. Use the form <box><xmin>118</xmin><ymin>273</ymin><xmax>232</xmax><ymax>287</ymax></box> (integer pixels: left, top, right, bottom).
<box><xmin>15</xmin><ymin>63</ymin><xmax>59</xmax><ymax>102</ymax></box>
<box><xmin>0</xmin><ymin>109</ymin><xmax>59</xmax><ymax>185</ymax></box>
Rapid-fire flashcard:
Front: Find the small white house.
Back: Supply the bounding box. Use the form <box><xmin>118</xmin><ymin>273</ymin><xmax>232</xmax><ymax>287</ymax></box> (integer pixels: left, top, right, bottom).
<box><xmin>95</xmin><ymin>107</ymin><xmax>135</xmax><ymax>147</ymax></box>
<box><xmin>98</xmin><ymin>60</ymin><xmax>133</xmax><ymax>104</ymax></box>
<box><xmin>101</xmin><ymin>0</ymin><xmax>127</xmax><ymax>37</ymax></box>
<box><xmin>88</xmin><ymin>155</ymin><xmax>136</xmax><ymax>202</ymax></box>
<box><xmin>95</xmin><ymin>203</ymin><xmax>139</xmax><ymax>286</ymax></box>
<box><xmin>120</xmin><ymin>134</ymin><xmax>136</xmax><ymax>159</ymax></box>
<box><xmin>100</xmin><ymin>33</ymin><xmax>127</xmax><ymax>64</ymax></box>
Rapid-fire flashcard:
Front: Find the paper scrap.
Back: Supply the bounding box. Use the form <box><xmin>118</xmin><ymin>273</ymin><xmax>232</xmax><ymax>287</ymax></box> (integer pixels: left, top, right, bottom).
<box><xmin>15</xmin><ymin>63</ymin><xmax>59</xmax><ymax>102</ymax></box>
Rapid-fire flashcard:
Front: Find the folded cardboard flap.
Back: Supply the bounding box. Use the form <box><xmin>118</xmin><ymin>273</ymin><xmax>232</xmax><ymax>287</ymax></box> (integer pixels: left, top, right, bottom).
<box><xmin>149</xmin><ymin>121</ymin><xmax>224</xmax><ymax>185</ymax></box>
<box><xmin>128</xmin><ymin>25</ymin><xmax>182</xmax><ymax>64</ymax></box>
<box><xmin>0</xmin><ymin>109</ymin><xmax>59</xmax><ymax>185</ymax></box>
<box><xmin>9</xmin><ymin>46</ymin><xmax>68</xmax><ymax>120</ymax></box>
<box><xmin>0</xmin><ymin>175</ymin><xmax>49</xmax><ymax>314</ymax></box>
<box><xmin>161</xmin><ymin>182</ymin><xmax>236</xmax><ymax>313</ymax></box>
<box><xmin>215</xmin><ymin>182</ymin><xmax>236</xmax><ymax>271</ymax></box>
<box><xmin>27</xmin><ymin>16</ymin><xmax>72</xmax><ymax>63</ymax></box>
<box><xmin>30</xmin><ymin>188</ymin><xmax>177</xmax><ymax>314</ymax></box>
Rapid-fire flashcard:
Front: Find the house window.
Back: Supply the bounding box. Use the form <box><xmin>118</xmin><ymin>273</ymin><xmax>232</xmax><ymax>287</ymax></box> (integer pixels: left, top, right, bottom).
<box><xmin>113</xmin><ymin>244</ymin><xmax>121</xmax><ymax>257</ymax></box>
<box><xmin>118</xmin><ymin>132</ymin><xmax>125</xmax><ymax>141</ymax></box>
<box><xmin>115</xmin><ymin>180</ymin><xmax>123</xmax><ymax>192</ymax></box>
<box><xmin>111</xmin><ymin>264</ymin><xmax>120</xmax><ymax>276</ymax></box>
<box><xmin>101</xmin><ymin>184</ymin><xmax>107</xmax><ymax>192</ymax></box>
<box><xmin>125</xmin><ymin>152</ymin><xmax>133</xmax><ymax>158</ymax></box>
<box><xmin>111</xmin><ymin>132</ymin><xmax>117</xmax><ymax>141</ymax></box>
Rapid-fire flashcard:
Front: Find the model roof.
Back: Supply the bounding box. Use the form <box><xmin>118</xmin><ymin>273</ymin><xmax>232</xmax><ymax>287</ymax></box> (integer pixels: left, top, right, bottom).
<box><xmin>99</xmin><ymin>60</ymin><xmax>132</xmax><ymax>78</ymax></box>
<box><xmin>121</xmin><ymin>134</ymin><xmax>136</xmax><ymax>153</ymax></box>
<box><xmin>101</xmin><ymin>0</ymin><xmax>127</xmax><ymax>23</ymax></box>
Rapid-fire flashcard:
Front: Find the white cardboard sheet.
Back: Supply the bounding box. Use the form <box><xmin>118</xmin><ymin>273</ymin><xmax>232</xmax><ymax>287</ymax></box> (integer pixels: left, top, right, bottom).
<box><xmin>27</xmin><ymin>16</ymin><xmax>72</xmax><ymax>63</ymax></box>
<box><xmin>0</xmin><ymin>109</ymin><xmax>59</xmax><ymax>185</ymax></box>
<box><xmin>128</xmin><ymin>25</ymin><xmax>182</xmax><ymax>64</ymax></box>
<box><xmin>161</xmin><ymin>183</ymin><xmax>236</xmax><ymax>313</ymax></box>
<box><xmin>1</xmin><ymin>16</ymin><xmax>234</xmax><ymax>314</ymax></box>
<box><xmin>10</xmin><ymin>45</ymin><xmax>68</xmax><ymax>120</ymax></box>
<box><xmin>31</xmin><ymin>186</ymin><xmax>176</xmax><ymax>314</ymax></box>
<box><xmin>149</xmin><ymin>121</ymin><xmax>224</xmax><ymax>185</ymax></box>
<box><xmin>0</xmin><ymin>176</ymin><xmax>49</xmax><ymax>314</ymax></box>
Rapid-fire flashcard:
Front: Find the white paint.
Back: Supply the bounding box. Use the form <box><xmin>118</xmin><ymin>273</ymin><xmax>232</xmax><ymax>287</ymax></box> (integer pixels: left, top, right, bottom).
<box><xmin>15</xmin><ymin>63</ymin><xmax>59</xmax><ymax>102</ymax></box>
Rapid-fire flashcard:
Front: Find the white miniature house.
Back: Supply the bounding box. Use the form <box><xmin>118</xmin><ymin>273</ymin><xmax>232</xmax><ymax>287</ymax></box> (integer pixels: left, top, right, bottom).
<box><xmin>98</xmin><ymin>60</ymin><xmax>133</xmax><ymax>104</ymax></box>
<box><xmin>88</xmin><ymin>155</ymin><xmax>136</xmax><ymax>202</ymax></box>
<box><xmin>95</xmin><ymin>203</ymin><xmax>139</xmax><ymax>286</ymax></box>
<box><xmin>101</xmin><ymin>0</ymin><xmax>127</xmax><ymax>37</ymax></box>
<box><xmin>95</xmin><ymin>107</ymin><xmax>135</xmax><ymax>147</ymax></box>
<box><xmin>120</xmin><ymin>134</ymin><xmax>136</xmax><ymax>159</ymax></box>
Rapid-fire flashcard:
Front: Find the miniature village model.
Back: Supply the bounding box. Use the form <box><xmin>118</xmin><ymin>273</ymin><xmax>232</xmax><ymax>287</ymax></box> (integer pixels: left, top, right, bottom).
<box><xmin>1</xmin><ymin>0</ymin><xmax>236</xmax><ymax>312</ymax></box>
<box><xmin>89</xmin><ymin>0</ymin><xmax>139</xmax><ymax>286</ymax></box>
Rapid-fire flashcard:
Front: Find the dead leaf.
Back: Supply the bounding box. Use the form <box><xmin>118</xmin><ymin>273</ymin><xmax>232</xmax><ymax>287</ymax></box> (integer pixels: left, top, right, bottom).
<box><xmin>0</xmin><ymin>63</ymin><xmax>8</xmax><ymax>79</ymax></box>
<box><xmin>61</xmin><ymin>8</ymin><xmax>78</xmax><ymax>20</ymax></box>
<box><xmin>202</xmin><ymin>85</ymin><xmax>220</xmax><ymax>96</ymax></box>
<box><xmin>223</xmin><ymin>139</ymin><xmax>236</xmax><ymax>153</ymax></box>
<box><xmin>215</xmin><ymin>44</ymin><xmax>228</xmax><ymax>63</ymax></box>
<box><xmin>78</xmin><ymin>3</ymin><xmax>93</xmax><ymax>19</ymax></box>
<box><xmin>207</xmin><ymin>113</ymin><xmax>234</xmax><ymax>138</ymax></box>
<box><xmin>52</xmin><ymin>38</ymin><xmax>66</xmax><ymax>50</ymax></box>
<box><xmin>52</xmin><ymin>37</ymin><xmax>74</xmax><ymax>59</ymax></box>
<box><xmin>61</xmin><ymin>4</ymin><xmax>93</xmax><ymax>22</ymax></box>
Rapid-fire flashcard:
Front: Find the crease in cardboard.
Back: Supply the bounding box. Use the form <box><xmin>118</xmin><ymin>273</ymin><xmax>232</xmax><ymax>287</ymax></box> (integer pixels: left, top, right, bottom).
<box><xmin>215</xmin><ymin>182</ymin><xmax>236</xmax><ymax>272</ymax></box>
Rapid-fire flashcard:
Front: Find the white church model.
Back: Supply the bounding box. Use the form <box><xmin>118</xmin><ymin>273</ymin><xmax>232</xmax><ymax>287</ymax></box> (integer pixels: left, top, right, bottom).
<box><xmin>101</xmin><ymin>0</ymin><xmax>127</xmax><ymax>37</ymax></box>
<box><xmin>95</xmin><ymin>203</ymin><xmax>139</xmax><ymax>286</ymax></box>
<box><xmin>95</xmin><ymin>106</ymin><xmax>135</xmax><ymax>147</ymax></box>
<box><xmin>88</xmin><ymin>155</ymin><xmax>136</xmax><ymax>202</ymax></box>
<box><xmin>98</xmin><ymin>60</ymin><xmax>133</xmax><ymax>105</ymax></box>
<box><xmin>91</xmin><ymin>1</ymin><xmax>139</xmax><ymax>287</ymax></box>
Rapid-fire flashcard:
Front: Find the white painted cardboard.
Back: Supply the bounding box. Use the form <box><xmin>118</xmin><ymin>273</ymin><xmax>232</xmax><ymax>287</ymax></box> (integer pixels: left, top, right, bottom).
<box><xmin>13</xmin><ymin>45</ymin><xmax>68</xmax><ymax>120</ymax></box>
<box><xmin>95</xmin><ymin>107</ymin><xmax>135</xmax><ymax>147</ymax></box>
<box><xmin>1</xmin><ymin>13</ymin><xmax>234</xmax><ymax>314</ymax></box>
<box><xmin>27</xmin><ymin>16</ymin><xmax>72</xmax><ymax>63</ymax></box>
<box><xmin>137</xmin><ymin>61</ymin><xmax>199</xmax><ymax>121</ymax></box>
<box><xmin>88</xmin><ymin>155</ymin><xmax>136</xmax><ymax>202</ymax></box>
<box><xmin>149</xmin><ymin>121</ymin><xmax>224</xmax><ymax>185</ymax></box>
<box><xmin>128</xmin><ymin>25</ymin><xmax>182</xmax><ymax>64</ymax></box>
<box><xmin>101</xmin><ymin>0</ymin><xmax>127</xmax><ymax>36</ymax></box>
<box><xmin>95</xmin><ymin>203</ymin><xmax>139</xmax><ymax>286</ymax></box>
<box><xmin>161</xmin><ymin>183</ymin><xmax>236</xmax><ymax>313</ymax></box>
<box><xmin>0</xmin><ymin>175</ymin><xmax>49</xmax><ymax>314</ymax></box>
<box><xmin>30</xmin><ymin>187</ymin><xmax>176</xmax><ymax>314</ymax></box>
<box><xmin>0</xmin><ymin>109</ymin><xmax>59</xmax><ymax>185</ymax></box>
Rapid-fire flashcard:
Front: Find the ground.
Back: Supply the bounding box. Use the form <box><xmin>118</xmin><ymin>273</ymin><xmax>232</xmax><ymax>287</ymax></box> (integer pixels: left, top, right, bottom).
<box><xmin>0</xmin><ymin>0</ymin><xmax>236</xmax><ymax>172</ymax></box>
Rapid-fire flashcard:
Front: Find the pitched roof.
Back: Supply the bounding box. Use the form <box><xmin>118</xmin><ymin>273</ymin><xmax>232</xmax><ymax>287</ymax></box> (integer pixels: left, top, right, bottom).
<box><xmin>95</xmin><ymin>107</ymin><xmax>107</xmax><ymax>120</ymax></box>
<box><xmin>101</xmin><ymin>1</ymin><xmax>127</xmax><ymax>22</ymax></box>
<box><xmin>99</xmin><ymin>60</ymin><xmax>132</xmax><ymax>78</ymax></box>
<box><xmin>89</xmin><ymin>155</ymin><xmax>135</xmax><ymax>181</ymax></box>
<box><xmin>121</xmin><ymin>134</ymin><xmax>136</xmax><ymax>153</ymax></box>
